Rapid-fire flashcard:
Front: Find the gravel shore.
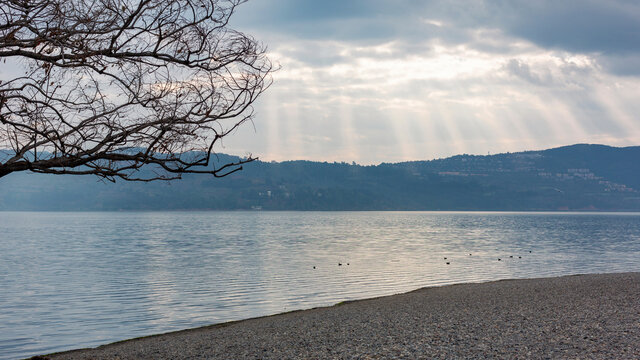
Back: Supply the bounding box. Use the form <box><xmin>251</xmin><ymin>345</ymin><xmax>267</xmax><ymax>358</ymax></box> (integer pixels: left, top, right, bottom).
<box><xmin>42</xmin><ymin>272</ymin><xmax>640</xmax><ymax>359</ymax></box>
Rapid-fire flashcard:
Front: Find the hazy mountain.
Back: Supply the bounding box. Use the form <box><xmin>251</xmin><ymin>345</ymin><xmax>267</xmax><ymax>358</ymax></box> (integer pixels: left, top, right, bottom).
<box><xmin>1</xmin><ymin>144</ymin><xmax>639</xmax><ymax>211</ymax></box>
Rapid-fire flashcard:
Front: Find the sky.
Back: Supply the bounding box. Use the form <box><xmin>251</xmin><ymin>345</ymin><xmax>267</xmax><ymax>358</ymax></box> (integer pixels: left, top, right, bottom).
<box><xmin>219</xmin><ymin>0</ymin><xmax>640</xmax><ymax>164</ymax></box>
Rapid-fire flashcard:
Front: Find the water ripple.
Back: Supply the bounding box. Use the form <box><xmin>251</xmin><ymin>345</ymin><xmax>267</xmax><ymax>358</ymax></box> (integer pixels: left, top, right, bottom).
<box><xmin>1</xmin><ymin>211</ymin><xmax>639</xmax><ymax>359</ymax></box>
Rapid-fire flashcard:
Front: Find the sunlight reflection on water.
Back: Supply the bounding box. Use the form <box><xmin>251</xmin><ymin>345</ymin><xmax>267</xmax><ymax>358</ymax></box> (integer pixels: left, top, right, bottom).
<box><xmin>1</xmin><ymin>211</ymin><xmax>639</xmax><ymax>359</ymax></box>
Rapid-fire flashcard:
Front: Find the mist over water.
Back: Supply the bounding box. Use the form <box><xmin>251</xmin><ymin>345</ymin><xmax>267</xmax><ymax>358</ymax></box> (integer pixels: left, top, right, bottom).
<box><xmin>1</xmin><ymin>211</ymin><xmax>639</xmax><ymax>359</ymax></box>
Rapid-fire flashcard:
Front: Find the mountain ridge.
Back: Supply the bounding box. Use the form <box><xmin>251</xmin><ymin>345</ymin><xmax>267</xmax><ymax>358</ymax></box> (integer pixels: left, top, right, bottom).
<box><xmin>1</xmin><ymin>143</ymin><xmax>639</xmax><ymax>211</ymax></box>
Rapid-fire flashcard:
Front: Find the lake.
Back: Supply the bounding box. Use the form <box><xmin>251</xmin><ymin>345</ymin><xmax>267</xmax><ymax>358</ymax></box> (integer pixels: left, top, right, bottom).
<box><xmin>1</xmin><ymin>211</ymin><xmax>639</xmax><ymax>359</ymax></box>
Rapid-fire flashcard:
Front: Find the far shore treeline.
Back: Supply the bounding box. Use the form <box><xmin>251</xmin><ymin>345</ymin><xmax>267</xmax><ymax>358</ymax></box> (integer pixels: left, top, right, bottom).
<box><xmin>1</xmin><ymin>144</ymin><xmax>639</xmax><ymax>211</ymax></box>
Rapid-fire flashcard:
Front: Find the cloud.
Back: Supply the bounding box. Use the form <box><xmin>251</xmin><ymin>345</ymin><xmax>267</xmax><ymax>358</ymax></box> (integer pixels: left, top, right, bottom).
<box><xmin>233</xmin><ymin>0</ymin><xmax>473</xmax><ymax>44</ymax></box>
<box><xmin>220</xmin><ymin>0</ymin><xmax>640</xmax><ymax>164</ymax></box>
<box><xmin>235</xmin><ymin>0</ymin><xmax>640</xmax><ymax>66</ymax></box>
<box><xmin>487</xmin><ymin>0</ymin><xmax>640</xmax><ymax>55</ymax></box>
<box><xmin>502</xmin><ymin>54</ymin><xmax>599</xmax><ymax>88</ymax></box>
<box><xmin>597</xmin><ymin>53</ymin><xmax>640</xmax><ymax>76</ymax></box>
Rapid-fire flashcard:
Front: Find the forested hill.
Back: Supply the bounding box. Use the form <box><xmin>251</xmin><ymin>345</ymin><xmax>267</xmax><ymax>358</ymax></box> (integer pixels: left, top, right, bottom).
<box><xmin>1</xmin><ymin>144</ymin><xmax>640</xmax><ymax>211</ymax></box>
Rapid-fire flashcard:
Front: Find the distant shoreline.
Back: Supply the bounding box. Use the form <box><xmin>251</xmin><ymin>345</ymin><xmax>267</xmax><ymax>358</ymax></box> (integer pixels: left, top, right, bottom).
<box><xmin>4</xmin><ymin>144</ymin><xmax>640</xmax><ymax>212</ymax></box>
<box><xmin>44</xmin><ymin>272</ymin><xmax>640</xmax><ymax>359</ymax></box>
<box><xmin>5</xmin><ymin>209</ymin><xmax>640</xmax><ymax>213</ymax></box>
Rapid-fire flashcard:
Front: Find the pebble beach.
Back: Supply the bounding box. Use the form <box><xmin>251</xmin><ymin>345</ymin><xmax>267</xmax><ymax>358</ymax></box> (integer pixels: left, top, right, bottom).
<box><xmin>40</xmin><ymin>272</ymin><xmax>640</xmax><ymax>359</ymax></box>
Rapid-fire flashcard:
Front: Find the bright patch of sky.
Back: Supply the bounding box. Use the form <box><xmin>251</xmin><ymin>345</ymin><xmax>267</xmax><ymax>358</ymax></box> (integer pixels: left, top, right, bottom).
<box><xmin>223</xmin><ymin>0</ymin><xmax>640</xmax><ymax>163</ymax></box>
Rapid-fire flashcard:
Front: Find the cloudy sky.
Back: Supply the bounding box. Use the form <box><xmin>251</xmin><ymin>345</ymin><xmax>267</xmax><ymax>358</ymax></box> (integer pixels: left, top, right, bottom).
<box><xmin>223</xmin><ymin>0</ymin><xmax>640</xmax><ymax>164</ymax></box>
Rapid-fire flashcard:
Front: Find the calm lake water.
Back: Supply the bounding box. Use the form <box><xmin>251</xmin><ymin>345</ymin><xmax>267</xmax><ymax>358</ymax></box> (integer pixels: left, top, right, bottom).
<box><xmin>1</xmin><ymin>211</ymin><xmax>639</xmax><ymax>359</ymax></box>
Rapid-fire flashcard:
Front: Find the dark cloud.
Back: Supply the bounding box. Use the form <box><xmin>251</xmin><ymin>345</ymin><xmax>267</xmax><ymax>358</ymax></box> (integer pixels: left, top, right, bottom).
<box><xmin>597</xmin><ymin>54</ymin><xmax>640</xmax><ymax>76</ymax></box>
<box><xmin>235</xmin><ymin>0</ymin><xmax>405</xmax><ymax>24</ymax></box>
<box><xmin>232</xmin><ymin>0</ymin><xmax>467</xmax><ymax>43</ymax></box>
<box><xmin>236</xmin><ymin>0</ymin><xmax>637</xmax><ymax>51</ymax></box>
<box><xmin>233</xmin><ymin>0</ymin><xmax>640</xmax><ymax>76</ymax></box>
<box><xmin>485</xmin><ymin>0</ymin><xmax>640</xmax><ymax>55</ymax></box>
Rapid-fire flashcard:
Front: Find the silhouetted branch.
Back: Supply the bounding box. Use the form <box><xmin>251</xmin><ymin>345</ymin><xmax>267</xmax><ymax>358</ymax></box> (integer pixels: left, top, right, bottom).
<box><xmin>0</xmin><ymin>0</ymin><xmax>272</xmax><ymax>181</ymax></box>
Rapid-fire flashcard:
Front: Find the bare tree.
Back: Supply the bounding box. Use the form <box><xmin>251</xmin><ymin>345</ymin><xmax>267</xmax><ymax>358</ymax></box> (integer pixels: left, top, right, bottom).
<box><xmin>0</xmin><ymin>0</ymin><xmax>272</xmax><ymax>181</ymax></box>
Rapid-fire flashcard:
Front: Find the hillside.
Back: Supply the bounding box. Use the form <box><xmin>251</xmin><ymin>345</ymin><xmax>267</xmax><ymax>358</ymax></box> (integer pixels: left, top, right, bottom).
<box><xmin>1</xmin><ymin>144</ymin><xmax>639</xmax><ymax>211</ymax></box>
